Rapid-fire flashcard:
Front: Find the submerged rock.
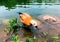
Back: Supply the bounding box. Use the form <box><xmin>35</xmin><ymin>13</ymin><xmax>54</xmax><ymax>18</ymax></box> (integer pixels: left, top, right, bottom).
<box><xmin>37</xmin><ymin>15</ymin><xmax>60</xmax><ymax>36</ymax></box>
<box><xmin>42</xmin><ymin>15</ymin><xmax>56</xmax><ymax>22</ymax></box>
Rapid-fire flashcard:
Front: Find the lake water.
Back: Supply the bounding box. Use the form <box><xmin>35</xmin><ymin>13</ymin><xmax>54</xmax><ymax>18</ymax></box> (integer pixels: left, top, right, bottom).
<box><xmin>0</xmin><ymin>5</ymin><xmax>60</xmax><ymax>19</ymax></box>
<box><xmin>0</xmin><ymin>0</ymin><xmax>60</xmax><ymax>24</ymax></box>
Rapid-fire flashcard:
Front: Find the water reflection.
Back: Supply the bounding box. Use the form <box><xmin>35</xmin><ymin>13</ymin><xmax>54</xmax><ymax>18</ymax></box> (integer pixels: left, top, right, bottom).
<box><xmin>0</xmin><ymin>0</ymin><xmax>60</xmax><ymax>19</ymax></box>
<box><xmin>0</xmin><ymin>0</ymin><xmax>60</xmax><ymax>9</ymax></box>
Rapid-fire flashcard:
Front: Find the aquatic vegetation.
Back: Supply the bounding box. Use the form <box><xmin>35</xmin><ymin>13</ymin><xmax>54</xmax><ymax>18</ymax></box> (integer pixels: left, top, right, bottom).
<box><xmin>51</xmin><ymin>35</ymin><xmax>59</xmax><ymax>39</ymax></box>
<box><xmin>25</xmin><ymin>36</ymin><xmax>41</xmax><ymax>42</ymax></box>
<box><xmin>8</xmin><ymin>18</ymin><xmax>20</xmax><ymax>33</ymax></box>
<box><xmin>25</xmin><ymin>37</ymin><xmax>30</xmax><ymax>42</ymax></box>
<box><xmin>10</xmin><ymin>34</ymin><xmax>20</xmax><ymax>42</ymax></box>
<box><xmin>4</xmin><ymin>18</ymin><xmax>21</xmax><ymax>42</ymax></box>
<box><xmin>25</xmin><ymin>37</ymin><xmax>36</xmax><ymax>42</ymax></box>
<box><xmin>9</xmin><ymin>18</ymin><xmax>19</xmax><ymax>32</ymax></box>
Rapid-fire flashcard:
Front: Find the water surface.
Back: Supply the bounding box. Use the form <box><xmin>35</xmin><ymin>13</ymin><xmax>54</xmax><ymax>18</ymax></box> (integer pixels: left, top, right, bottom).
<box><xmin>0</xmin><ymin>0</ymin><xmax>60</xmax><ymax>19</ymax></box>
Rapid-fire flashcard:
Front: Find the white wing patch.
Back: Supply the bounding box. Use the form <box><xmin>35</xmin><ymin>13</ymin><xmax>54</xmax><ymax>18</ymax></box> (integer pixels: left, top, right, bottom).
<box><xmin>30</xmin><ymin>20</ymin><xmax>37</xmax><ymax>26</ymax></box>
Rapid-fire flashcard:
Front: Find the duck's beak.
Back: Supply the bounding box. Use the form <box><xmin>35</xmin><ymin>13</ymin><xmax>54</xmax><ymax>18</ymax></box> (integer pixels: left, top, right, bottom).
<box><xmin>18</xmin><ymin>12</ymin><xmax>23</xmax><ymax>15</ymax></box>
